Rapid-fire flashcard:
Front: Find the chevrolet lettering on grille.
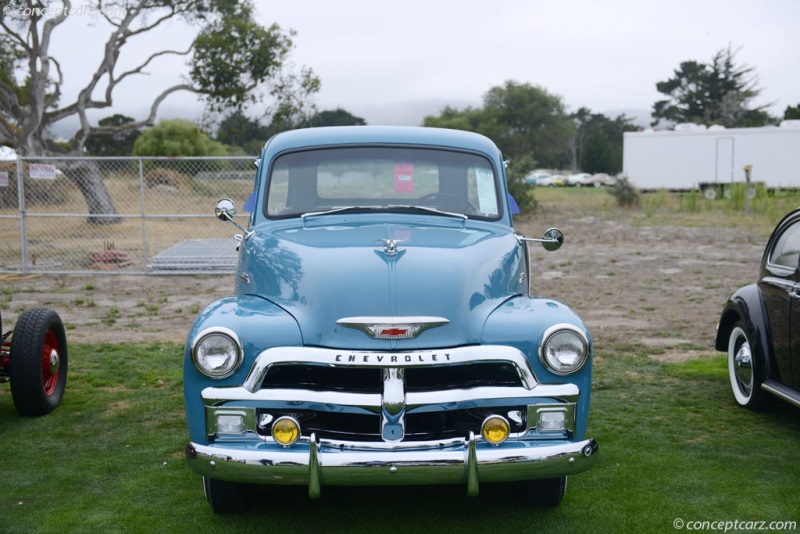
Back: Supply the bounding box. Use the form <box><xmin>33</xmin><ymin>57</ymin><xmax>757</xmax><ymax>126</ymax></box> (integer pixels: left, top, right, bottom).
<box><xmin>333</xmin><ymin>352</ymin><xmax>452</xmax><ymax>364</ymax></box>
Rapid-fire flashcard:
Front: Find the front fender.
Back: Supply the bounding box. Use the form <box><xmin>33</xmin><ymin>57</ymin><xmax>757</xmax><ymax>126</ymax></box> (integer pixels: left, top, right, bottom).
<box><xmin>184</xmin><ymin>295</ymin><xmax>302</xmax><ymax>442</ymax></box>
<box><xmin>481</xmin><ymin>295</ymin><xmax>592</xmax><ymax>438</ymax></box>
<box><xmin>715</xmin><ymin>284</ymin><xmax>773</xmax><ymax>376</ymax></box>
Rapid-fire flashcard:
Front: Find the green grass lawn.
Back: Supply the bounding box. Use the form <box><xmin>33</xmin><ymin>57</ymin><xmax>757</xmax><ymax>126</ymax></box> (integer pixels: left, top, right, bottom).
<box><xmin>1</xmin><ymin>342</ymin><xmax>798</xmax><ymax>533</ymax></box>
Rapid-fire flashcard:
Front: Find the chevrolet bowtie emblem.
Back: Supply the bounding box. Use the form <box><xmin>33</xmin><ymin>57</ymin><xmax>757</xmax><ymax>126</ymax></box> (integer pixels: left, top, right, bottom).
<box><xmin>337</xmin><ymin>316</ymin><xmax>449</xmax><ymax>339</ymax></box>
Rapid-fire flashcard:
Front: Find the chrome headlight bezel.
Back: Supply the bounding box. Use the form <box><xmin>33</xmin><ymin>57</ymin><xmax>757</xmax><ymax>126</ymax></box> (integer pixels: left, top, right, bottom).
<box><xmin>539</xmin><ymin>324</ymin><xmax>589</xmax><ymax>375</ymax></box>
<box><xmin>191</xmin><ymin>327</ymin><xmax>243</xmax><ymax>379</ymax></box>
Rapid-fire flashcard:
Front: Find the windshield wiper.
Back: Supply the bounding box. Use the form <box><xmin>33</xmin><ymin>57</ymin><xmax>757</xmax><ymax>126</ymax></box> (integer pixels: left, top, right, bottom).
<box><xmin>301</xmin><ymin>205</ymin><xmax>468</xmax><ymax>221</ymax></box>
<box><xmin>387</xmin><ymin>205</ymin><xmax>468</xmax><ymax>220</ymax></box>
<box><xmin>301</xmin><ymin>206</ymin><xmax>380</xmax><ymax>220</ymax></box>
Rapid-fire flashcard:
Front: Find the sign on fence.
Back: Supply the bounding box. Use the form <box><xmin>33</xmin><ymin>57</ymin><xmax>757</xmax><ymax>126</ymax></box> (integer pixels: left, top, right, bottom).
<box><xmin>29</xmin><ymin>163</ymin><xmax>57</xmax><ymax>180</ymax></box>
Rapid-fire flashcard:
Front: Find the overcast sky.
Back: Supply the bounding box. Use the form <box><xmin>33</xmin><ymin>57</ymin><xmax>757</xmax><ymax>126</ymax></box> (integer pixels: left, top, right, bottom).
<box><xmin>48</xmin><ymin>0</ymin><xmax>800</xmax><ymax>135</ymax></box>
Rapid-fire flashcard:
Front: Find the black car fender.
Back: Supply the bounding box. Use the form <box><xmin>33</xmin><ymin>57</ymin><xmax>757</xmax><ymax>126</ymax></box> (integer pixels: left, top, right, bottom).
<box><xmin>715</xmin><ymin>284</ymin><xmax>776</xmax><ymax>379</ymax></box>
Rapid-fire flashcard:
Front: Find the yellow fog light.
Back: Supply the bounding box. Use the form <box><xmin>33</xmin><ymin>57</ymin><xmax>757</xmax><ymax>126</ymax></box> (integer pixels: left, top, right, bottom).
<box><xmin>272</xmin><ymin>416</ymin><xmax>300</xmax><ymax>446</ymax></box>
<box><xmin>481</xmin><ymin>415</ymin><xmax>510</xmax><ymax>445</ymax></box>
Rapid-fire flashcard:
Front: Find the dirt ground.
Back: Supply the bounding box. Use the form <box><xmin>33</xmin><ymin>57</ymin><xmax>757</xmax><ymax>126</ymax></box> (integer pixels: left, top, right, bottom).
<box><xmin>1</xmin><ymin>204</ymin><xmax>765</xmax><ymax>361</ymax></box>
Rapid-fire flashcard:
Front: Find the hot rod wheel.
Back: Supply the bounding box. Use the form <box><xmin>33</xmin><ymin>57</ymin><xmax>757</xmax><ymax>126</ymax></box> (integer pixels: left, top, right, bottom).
<box><xmin>9</xmin><ymin>308</ymin><xmax>68</xmax><ymax>416</ymax></box>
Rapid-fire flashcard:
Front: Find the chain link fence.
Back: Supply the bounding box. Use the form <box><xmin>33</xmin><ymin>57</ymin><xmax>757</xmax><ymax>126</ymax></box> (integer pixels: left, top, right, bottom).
<box><xmin>0</xmin><ymin>156</ymin><xmax>256</xmax><ymax>274</ymax></box>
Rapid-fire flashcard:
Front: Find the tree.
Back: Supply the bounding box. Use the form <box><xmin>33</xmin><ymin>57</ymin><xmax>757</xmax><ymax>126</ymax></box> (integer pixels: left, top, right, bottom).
<box><xmin>480</xmin><ymin>81</ymin><xmax>574</xmax><ymax>169</ymax></box>
<box><xmin>133</xmin><ymin>119</ymin><xmax>226</xmax><ymax>158</ymax></box>
<box><xmin>84</xmin><ymin>114</ymin><xmax>140</xmax><ymax>156</ymax></box>
<box><xmin>216</xmin><ymin>107</ymin><xmax>366</xmax><ymax>155</ymax></box>
<box><xmin>652</xmin><ymin>46</ymin><xmax>774</xmax><ymax>128</ymax></box>
<box><xmin>216</xmin><ymin>110</ymin><xmax>269</xmax><ymax>154</ymax></box>
<box><xmin>785</xmin><ymin>104</ymin><xmax>800</xmax><ymax>121</ymax></box>
<box><xmin>571</xmin><ymin>109</ymin><xmax>636</xmax><ymax>174</ymax></box>
<box><xmin>303</xmin><ymin>108</ymin><xmax>366</xmax><ymax>128</ymax></box>
<box><xmin>424</xmin><ymin>81</ymin><xmax>574</xmax><ymax>213</ymax></box>
<box><xmin>422</xmin><ymin>105</ymin><xmax>485</xmax><ymax>133</ymax></box>
<box><xmin>0</xmin><ymin>0</ymin><xmax>318</xmax><ymax>222</ymax></box>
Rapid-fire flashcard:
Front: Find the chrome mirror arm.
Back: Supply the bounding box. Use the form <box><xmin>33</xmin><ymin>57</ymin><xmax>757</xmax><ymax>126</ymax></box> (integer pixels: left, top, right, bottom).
<box><xmin>517</xmin><ymin>228</ymin><xmax>564</xmax><ymax>252</ymax></box>
<box><xmin>215</xmin><ymin>198</ymin><xmax>254</xmax><ymax>240</ymax></box>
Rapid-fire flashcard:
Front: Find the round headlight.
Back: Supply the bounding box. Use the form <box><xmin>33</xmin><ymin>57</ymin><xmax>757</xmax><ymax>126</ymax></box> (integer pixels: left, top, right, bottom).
<box><xmin>540</xmin><ymin>325</ymin><xmax>589</xmax><ymax>375</ymax></box>
<box><xmin>191</xmin><ymin>328</ymin><xmax>242</xmax><ymax>379</ymax></box>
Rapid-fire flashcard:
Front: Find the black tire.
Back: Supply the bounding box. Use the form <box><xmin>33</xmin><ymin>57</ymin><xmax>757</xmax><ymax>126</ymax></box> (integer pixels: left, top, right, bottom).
<box><xmin>727</xmin><ymin>321</ymin><xmax>771</xmax><ymax>410</ymax></box>
<box><xmin>9</xmin><ymin>308</ymin><xmax>68</xmax><ymax>416</ymax></box>
<box><xmin>203</xmin><ymin>477</ymin><xmax>255</xmax><ymax>514</ymax></box>
<box><xmin>519</xmin><ymin>476</ymin><xmax>567</xmax><ymax>507</ymax></box>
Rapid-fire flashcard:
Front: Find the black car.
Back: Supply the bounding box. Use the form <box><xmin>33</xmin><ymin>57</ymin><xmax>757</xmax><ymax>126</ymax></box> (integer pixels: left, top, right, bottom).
<box><xmin>716</xmin><ymin>208</ymin><xmax>800</xmax><ymax>410</ymax></box>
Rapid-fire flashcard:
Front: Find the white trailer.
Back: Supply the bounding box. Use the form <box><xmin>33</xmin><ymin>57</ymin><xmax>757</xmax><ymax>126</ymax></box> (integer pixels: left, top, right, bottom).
<box><xmin>622</xmin><ymin>122</ymin><xmax>800</xmax><ymax>195</ymax></box>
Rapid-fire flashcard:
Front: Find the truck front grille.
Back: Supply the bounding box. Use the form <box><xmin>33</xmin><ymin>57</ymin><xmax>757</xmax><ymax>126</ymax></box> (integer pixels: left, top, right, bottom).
<box><xmin>240</xmin><ymin>345</ymin><xmax>540</xmax><ymax>444</ymax></box>
<box><xmin>260</xmin><ymin>362</ymin><xmax>522</xmax><ymax>392</ymax></box>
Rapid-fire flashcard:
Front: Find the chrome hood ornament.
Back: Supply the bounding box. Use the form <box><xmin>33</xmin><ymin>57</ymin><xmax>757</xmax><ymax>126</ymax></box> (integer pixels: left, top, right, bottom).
<box><xmin>377</xmin><ymin>238</ymin><xmax>404</xmax><ymax>256</ymax></box>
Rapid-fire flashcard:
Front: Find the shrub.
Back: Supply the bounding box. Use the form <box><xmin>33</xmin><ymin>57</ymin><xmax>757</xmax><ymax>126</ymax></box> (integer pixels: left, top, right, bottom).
<box><xmin>608</xmin><ymin>177</ymin><xmax>641</xmax><ymax>208</ymax></box>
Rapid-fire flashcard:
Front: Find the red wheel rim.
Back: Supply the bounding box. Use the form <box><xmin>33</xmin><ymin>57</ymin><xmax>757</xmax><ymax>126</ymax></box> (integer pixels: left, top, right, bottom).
<box><xmin>41</xmin><ymin>330</ymin><xmax>60</xmax><ymax>396</ymax></box>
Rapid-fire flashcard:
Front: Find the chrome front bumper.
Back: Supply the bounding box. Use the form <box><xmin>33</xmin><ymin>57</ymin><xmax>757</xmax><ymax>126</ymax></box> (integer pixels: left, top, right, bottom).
<box><xmin>186</xmin><ymin>435</ymin><xmax>598</xmax><ymax>497</ymax></box>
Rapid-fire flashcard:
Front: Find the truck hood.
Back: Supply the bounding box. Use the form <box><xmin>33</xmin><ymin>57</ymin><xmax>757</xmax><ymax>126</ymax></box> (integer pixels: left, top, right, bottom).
<box><xmin>235</xmin><ymin>218</ymin><xmax>525</xmax><ymax>349</ymax></box>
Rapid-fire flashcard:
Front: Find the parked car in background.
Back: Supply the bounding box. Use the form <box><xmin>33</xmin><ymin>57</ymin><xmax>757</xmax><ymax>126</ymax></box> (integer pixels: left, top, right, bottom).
<box><xmin>715</xmin><ymin>208</ymin><xmax>800</xmax><ymax>411</ymax></box>
<box><xmin>590</xmin><ymin>173</ymin><xmax>615</xmax><ymax>187</ymax></box>
<box><xmin>564</xmin><ymin>173</ymin><xmax>593</xmax><ymax>187</ymax></box>
<box><xmin>522</xmin><ymin>171</ymin><xmax>552</xmax><ymax>185</ymax></box>
<box><xmin>536</xmin><ymin>174</ymin><xmax>564</xmax><ymax>187</ymax></box>
<box><xmin>183</xmin><ymin>126</ymin><xmax>598</xmax><ymax>513</ymax></box>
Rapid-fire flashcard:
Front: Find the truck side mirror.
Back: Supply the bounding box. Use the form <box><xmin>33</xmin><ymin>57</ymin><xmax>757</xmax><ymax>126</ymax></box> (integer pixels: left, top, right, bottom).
<box><xmin>215</xmin><ymin>198</ymin><xmax>253</xmax><ymax>239</ymax></box>
<box><xmin>541</xmin><ymin>228</ymin><xmax>564</xmax><ymax>252</ymax></box>
<box><xmin>215</xmin><ymin>198</ymin><xmax>237</xmax><ymax>222</ymax></box>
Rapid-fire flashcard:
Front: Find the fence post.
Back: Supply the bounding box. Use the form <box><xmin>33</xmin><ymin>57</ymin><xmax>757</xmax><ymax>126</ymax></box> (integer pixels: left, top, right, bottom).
<box><xmin>16</xmin><ymin>157</ymin><xmax>28</xmax><ymax>275</ymax></box>
<box><xmin>138</xmin><ymin>157</ymin><xmax>148</xmax><ymax>272</ymax></box>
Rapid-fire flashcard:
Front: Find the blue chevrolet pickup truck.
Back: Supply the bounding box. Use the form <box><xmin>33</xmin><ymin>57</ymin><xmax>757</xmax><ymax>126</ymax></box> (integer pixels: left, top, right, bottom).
<box><xmin>183</xmin><ymin>126</ymin><xmax>597</xmax><ymax>513</ymax></box>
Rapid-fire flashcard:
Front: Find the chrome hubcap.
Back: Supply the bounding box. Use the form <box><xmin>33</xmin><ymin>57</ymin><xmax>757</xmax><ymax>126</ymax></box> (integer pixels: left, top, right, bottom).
<box><xmin>49</xmin><ymin>349</ymin><xmax>60</xmax><ymax>375</ymax></box>
<box><xmin>733</xmin><ymin>341</ymin><xmax>753</xmax><ymax>395</ymax></box>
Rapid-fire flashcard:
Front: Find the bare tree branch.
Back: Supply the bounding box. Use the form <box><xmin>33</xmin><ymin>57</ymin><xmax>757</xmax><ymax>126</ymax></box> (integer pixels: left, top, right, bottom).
<box><xmin>111</xmin><ymin>46</ymin><xmax>194</xmax><ymax>92</ymax></box>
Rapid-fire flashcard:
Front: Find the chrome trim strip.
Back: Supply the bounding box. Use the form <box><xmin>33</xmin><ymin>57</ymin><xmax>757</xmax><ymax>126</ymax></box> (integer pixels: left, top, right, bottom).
<box><xmin>762</xmin><ymin>276</ymin><xmax>796</xmax><ymax>292</ymax></box>
<box><xmin>243</xmin><ymin>345</ymin><xmax>539</xmax><ymax>393</ymax></box>
<box><xmin>201</xmin><ymin>384</ymin><xmax>578</xmax><ymax>411</ymax></box>
<box><xmin>762</xmin><ymin>381</ymin><xmax>800</xmax><ymax>408</ymax></box>
<box><xmin>203</xmin><ymin>387</ymin><xmax>382</xmax><ymax>411</ymax></box>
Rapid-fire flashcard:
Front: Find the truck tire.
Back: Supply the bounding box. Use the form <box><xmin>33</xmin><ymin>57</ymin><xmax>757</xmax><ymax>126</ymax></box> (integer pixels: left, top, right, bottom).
<box><xmin>9</xmin><ymin>308</ymin><xmax>68</xmax><ymax>416</ymax></box>
<box><xmin>519</xmin><ymin>476</ymin><xmax>567</xmax><ymax>507</ymax></box>
<box><xmin>203</xmin><ymin>477</ymin><xmax>255</xmax><ymax>514</ymax></box>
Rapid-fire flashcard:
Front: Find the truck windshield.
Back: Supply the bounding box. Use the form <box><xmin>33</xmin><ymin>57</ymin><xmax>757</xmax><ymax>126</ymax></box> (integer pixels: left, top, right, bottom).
<box><xmin>264</xmin><ymin>146</ymin><xmax>501</xmax><ymax>220</ymax></box>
